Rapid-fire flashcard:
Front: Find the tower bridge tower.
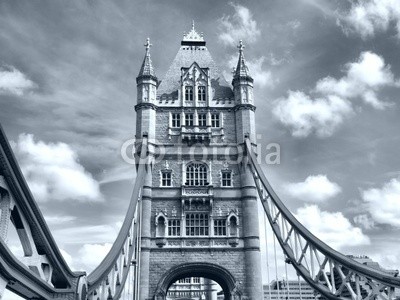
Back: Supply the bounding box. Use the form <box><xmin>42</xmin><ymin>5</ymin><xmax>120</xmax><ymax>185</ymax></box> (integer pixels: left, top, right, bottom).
<box><xmin>135</xmin><ymin>25</ymin><xmax>262</xmax><ymax>300</ymax></box>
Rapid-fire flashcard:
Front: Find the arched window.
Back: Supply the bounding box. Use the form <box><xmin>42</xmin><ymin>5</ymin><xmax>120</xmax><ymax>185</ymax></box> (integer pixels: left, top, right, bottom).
<box><xmin>185</xmin><ymin>86</ymin><xmax>193</xmax><ymax>101</ymax></box>
<box><xmin>185</xmin><ymin>162</ymin><xmax>208</xmax><ymax>186</ymax></box>
<box><xmin>198</xmin><ymin>86</ymin><xmax>206</xmax><ymax>101</ymax></box>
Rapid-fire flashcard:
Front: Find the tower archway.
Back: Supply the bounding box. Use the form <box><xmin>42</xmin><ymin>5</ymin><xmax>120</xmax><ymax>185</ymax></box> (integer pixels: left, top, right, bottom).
<box><xmin>154</xmin><ymin>262</ymin><xmax>242</xmax><ymax>300</ymax></box>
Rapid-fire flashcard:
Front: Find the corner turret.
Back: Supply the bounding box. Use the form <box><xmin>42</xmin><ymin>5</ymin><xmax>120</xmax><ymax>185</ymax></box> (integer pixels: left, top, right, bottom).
<box><xmin>232</xmin><ymin>40</ymin><xmax>256</xmax><ymax>143</ymax></box>
<box><xmin>136</xmin><ymin>38</ymin><xmax>158</xmax><ymax>104</ymax></box>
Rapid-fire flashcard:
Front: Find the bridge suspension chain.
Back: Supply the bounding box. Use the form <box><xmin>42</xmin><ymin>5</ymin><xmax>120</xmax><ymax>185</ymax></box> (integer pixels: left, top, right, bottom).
<box><xmin>86</xmin><ymin>137</ymin><xmax>149</xmax><ymax>300</ymax></box>
<box><xmin>245</xmin><ymin>139</ymin><xmax>400</xmax><ymax>300</ymax></box>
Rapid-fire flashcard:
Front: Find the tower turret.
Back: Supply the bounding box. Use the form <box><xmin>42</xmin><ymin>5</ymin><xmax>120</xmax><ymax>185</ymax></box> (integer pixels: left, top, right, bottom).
<box><xmin>233</xmin><ymin>40</ymin><xmax>256</xmax><ymax>143</ymax></box>
<box><xmin>135</xmin><ymin>38</ymin><xmax>157</xmax><ymax>139</ymax></box>
<box><xmin>136</xmin><ymin>38</ymin><xmax>158</xmax><ymax>103</ymax></box>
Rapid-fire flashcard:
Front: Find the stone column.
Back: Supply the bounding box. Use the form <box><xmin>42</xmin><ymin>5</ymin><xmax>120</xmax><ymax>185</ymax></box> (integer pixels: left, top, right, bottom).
<box><xmin>139</xmin><ymin>164</ymin><xmax>152</xmax><ymax>300</ymax></box>
<box><xmin>241</xmin><ymin>160</ymin><xmax>263</xmax><ymax>300</ymax></box>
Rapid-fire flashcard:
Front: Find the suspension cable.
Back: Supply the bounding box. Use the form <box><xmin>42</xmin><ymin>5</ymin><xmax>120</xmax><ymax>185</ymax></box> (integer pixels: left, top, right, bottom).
<box><xmin>264</xmin><ymin>211</ymin><xmax>272</xmax><ymax>300</ymax></box>
<box><xmin>273</xmin><ymin>234</ymin><xmax>281</xmax><ymax>300</ymax></box>
<box><xmin>285</xmin><ymin>255</ymin><xmax>290</xmax><ymax>300</ymax></box>
<box><xmin>128</xmin><ymin>262</ymin><xmax>132</xmax><ymax>300</ymax></box>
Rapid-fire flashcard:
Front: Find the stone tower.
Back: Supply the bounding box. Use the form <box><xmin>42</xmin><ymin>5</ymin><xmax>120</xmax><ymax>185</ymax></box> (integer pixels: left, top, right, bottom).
<box><xmin>135</xmin><ymin>24</ymin><xmax>262</xmax><ymax>300</ymax></box>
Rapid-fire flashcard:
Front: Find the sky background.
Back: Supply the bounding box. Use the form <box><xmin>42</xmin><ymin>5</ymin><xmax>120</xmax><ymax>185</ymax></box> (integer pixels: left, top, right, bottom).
<box><xmin>1</xmin><ymin>0</ymin><xmax>400</xmax><ymax>297</ymax></box>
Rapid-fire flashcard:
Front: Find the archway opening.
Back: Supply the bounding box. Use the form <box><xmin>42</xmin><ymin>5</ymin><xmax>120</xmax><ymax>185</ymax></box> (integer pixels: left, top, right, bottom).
<box><xmin>156</xmin><ymin>263</ymin><xmax>239</xmax><ymax>300</ymax></box>
<box><xmin>166</xmin><ymin>276</ymin><xmax>223</xmax><ymax>300</ymax></box>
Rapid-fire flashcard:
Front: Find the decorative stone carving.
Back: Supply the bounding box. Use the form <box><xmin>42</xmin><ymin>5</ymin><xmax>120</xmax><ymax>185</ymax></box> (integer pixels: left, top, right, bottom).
<box><xmin>171</xmin><ymin>206</ymin><xmax>177</xmax><ymax>217</ymax></box>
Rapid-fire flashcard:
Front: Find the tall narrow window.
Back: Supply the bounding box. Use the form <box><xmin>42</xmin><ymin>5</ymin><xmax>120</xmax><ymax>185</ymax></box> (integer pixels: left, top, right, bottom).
<box><xmin>198</xmin><ymin>113</ymin><xmax>207</xmax><ymax>127</ymax></box>
<box><xmin>198</xmin><ymin>86</ymin><xmax>206</xmax><ymax>101</ymax></box>
<box><xmin>221</xmin><ymin>170</ymin><xmax>232</xmax><ymax>187</ymax></box>
<box><xmin>186</xmin><ymin>213</ymin><xmax>209</xmax><ymax>236</ymax></box>
<box><xmin>193</xmin><ymin>277</ymin><xmax>201</xmax><ymax>284</ymax></box>
<box><xmin>168</xmin><ymin>219</ymin><xmax>181</xmax><ymax>236</ymax></box>
<box><xmin>185</xmin><ymin>113</ymin><xmax>194</xmax><ymax>127</ymax></box>
<box><xmin>185</xmin><ymin>162</ymin><xmax>208</xmax><ymax>186</ymax></box>
<box><xmin>161</xmin><ymin>170</ymin><xmax>172</xmax><ymax>187</ymax></box>
<box><xmin>171</xmin><ymin>113</ymin><xmax>181</xmax><ymax>128</ymax></box>
<box><xmin>214</xmin><ymin>219</ymin><xmax>227</xmax><ymax>236</ymax></box>
<box><xmin>211</xmin><ymin>113</ymin><xmax>220</xmax><ymax>128</ymax></box>
<box><xmin>185</xmin><ymin>86</ymin><xmax>193</xmax><ymax>101</ymax></box>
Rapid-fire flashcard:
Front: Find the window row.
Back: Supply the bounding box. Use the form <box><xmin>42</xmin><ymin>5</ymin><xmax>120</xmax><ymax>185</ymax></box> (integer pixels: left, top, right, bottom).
<box><xmin>171</xmin><ymin>112</ymin><xmax>220</xmax><ymax>128</ymax></box>
<box><xmin>156</xmin><ymin>214</ymin><xmax>238</xmax><ymax>237</ymax></box>
<box><xmin>185</xmin><ymin>86</ymin><xmax>206</xmax><ymax>101</ymax></box>
<box><xmin>177</xmin><ymin>277</ymin><xmax>201</xmax><ymax>284</ymax></box>
<box><xmin>160</xmin><ymin>164</ymin><xmax>232</xmax><ymax>187</ymax></box>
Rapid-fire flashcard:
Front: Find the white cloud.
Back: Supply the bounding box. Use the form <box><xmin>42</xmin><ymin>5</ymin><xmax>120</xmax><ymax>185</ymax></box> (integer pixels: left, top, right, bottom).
<box><xmin>44</xmin><ymin>215</ymin><xmax>77</xmax><ymax>225</ymax></box>
<box><xmin>225</xmin><ymin>55</ymin><xmax>275</xmax><ymax>88</ymax></box>
<box><xmin>338</xmin><ymin>0</ymin><xmax>400</xmax><ymax>39</ymax></box>
<box><xmin>53</xmin><ymin>223</ymin><xmax>121</xmax><ymax>244</ymax></box>
<box><xmin>285</xmin><ymin>175</ymin><xmax>342</xmax><ymax>202</ymax></box>
<box><xmin>353</xmin><ymin>214</ymin><xmax>375</xmax><ymax>230</ymax></box>
<box><xmin>247</xmin><ymin>56</ymin><xmax>275</xmax><ymax>88</ymax></box>
<box><xmin>0</xmin><ymin>65</ymin><xmax>36</xmax><ymax>96</ymax></box>
<box><xmin>315</xmin><ymin>51</ymin><xmax>396</xmax><ymax>109</ymax></box>
<box><xmin>75</xmin><ymin>243</ymin><xmax>112</xmax><ymax>272</ymax></box>
<box><xmin>287</xmin><ymin>20</ymin><xmax>301</xmax><ymax>30</ymax></box>
<box><xmin>60</xmin><ymin>248</ymin><xmax>73</xmax><ymax>267</ymax></box>
<box><xmin>361</xmin><ymin>178</ymin><xmax>400</xmax><ymax>227</ymax></box>
<box><xmin>273</xmin><ymin>51</ymin><xmax>397</xmax><ymax>137</ymax></box>
<box><xmin>273</xmin><ymin>91</ymin><xmax>353</xmax><ymax>138</ymax></box>
<box><xmin>296</xmin><ymin>205</ymin><xmax>370</xmax><ymax>250</ymax></box>
<box><xmin>13</xmin><ymin>134</ymin><xmax>102</xmax><ymax>202</ymax></box>
<box><xmin>218</xmin><ymin>3</ymin><xmax>261</xmax><ymax>46</ymax></box>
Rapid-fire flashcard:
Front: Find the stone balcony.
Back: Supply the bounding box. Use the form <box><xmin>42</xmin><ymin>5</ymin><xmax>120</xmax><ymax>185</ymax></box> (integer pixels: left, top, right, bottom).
<box><xmin>181</xmin><ymin>185</ymin><xmax>213</xmax><ymax>198</ymax></box>
<box><xmin>180</xmin><ymin>126</ymin><xmax>211</xmax><ymax>144</ymax></box>
<box><xmin>168</xmin><ymin>126</ymin><xmax>224</xmax><ymax>144</ymax></box>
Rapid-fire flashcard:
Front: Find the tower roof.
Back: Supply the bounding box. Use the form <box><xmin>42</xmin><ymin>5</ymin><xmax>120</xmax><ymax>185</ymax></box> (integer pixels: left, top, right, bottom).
<box><xmin>233</xmin><ymin>40</ymin><xmax>252</xmax><ymax>80</ymax></box>
<box><xmin>181</xmin><ymin>21</ymin><xmax>206</xmax><ymax>46</ymax></box>
<box><xmin>138</xmin><ymin>38</ymin><xmax>157</xmax><ymax>79</ymax></box>
<box><xmin>158</xmin><ymin>24</ymin><xmax>233</xmax><ymax>100</ymax></box>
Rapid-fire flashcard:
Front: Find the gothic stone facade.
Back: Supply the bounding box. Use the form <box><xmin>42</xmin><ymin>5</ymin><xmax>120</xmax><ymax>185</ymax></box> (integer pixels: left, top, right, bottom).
<box><xmin>135</xmin><ymin>26</ymin><xmax>262</xmax><ymax>300</ymax></box>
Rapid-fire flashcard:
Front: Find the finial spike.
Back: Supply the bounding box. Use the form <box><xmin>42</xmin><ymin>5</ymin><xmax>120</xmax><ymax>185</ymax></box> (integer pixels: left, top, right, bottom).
<box><xmin>144</xmin><ymin>37</ymin><xmax>152</xmax><ymax>51</ymax></box>
<box><xmin>192</xmin><ymin>20</ymin><xmax>195</xmax><ymax>31</ymax></box>
<box><xmin>237</xmin><ymin>40</ymin><xmax>245</xmax><ymax>52</ymax></box>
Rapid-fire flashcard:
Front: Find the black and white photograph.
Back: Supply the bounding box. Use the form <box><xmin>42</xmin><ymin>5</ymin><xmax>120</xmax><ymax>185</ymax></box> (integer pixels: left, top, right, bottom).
<box><xmin>0</xmin><ymin>1</ymin><xmax>400</xmax><ymax>300</ymax></box>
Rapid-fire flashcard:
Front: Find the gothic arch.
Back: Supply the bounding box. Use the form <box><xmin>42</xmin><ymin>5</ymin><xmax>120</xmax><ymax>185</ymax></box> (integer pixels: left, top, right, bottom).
<box><xmin>154</xmin><ymin>262</ymin><xmax>242</xmax><ymax>300</ymax></box>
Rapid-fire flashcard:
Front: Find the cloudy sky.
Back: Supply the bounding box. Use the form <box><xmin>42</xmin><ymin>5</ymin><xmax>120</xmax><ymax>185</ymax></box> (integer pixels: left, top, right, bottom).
<box><xmin>1</xmin><ymin>0</ymin><xmax>400</xmax><ymax>295</ymax></box>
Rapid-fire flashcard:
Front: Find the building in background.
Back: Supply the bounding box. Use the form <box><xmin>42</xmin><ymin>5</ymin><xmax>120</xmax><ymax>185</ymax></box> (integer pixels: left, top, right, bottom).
<box><xmin>263</xmin><ymin>280</ymin><xmax>317</xmax><ymax>300</ymax></box>
<box><xmin>167</xmin><ymin>277</ymin><xmax>218</xmax><ymax>300</ymax></box>
<box><xmin>349</xmin><ymin>255</ymin><xmax>400</xmax><ymax>300</ymax></box>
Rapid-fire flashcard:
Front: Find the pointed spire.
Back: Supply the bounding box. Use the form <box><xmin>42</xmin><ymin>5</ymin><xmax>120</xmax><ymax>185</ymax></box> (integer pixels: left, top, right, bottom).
<box><xmin>233</xmin><ymin>40</ymin><xmax>251</xmax><ymax>79</ymax></box>
<box><xmin>138</xmin><ymin>38</ymin><xmax>156</xmax><ymax>79</ymax></box>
